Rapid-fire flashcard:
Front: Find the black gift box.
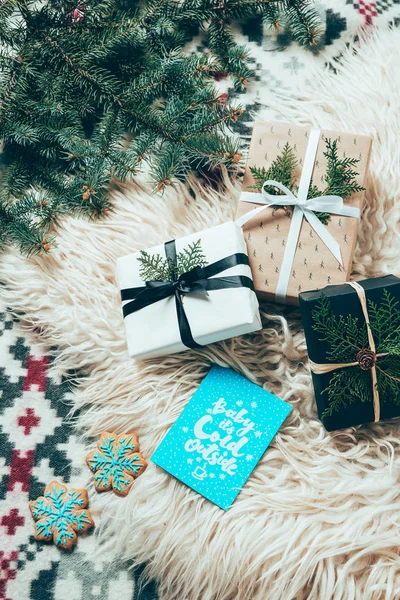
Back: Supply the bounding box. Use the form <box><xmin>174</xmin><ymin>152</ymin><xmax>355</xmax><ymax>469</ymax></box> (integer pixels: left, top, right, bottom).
<box><xmin>299</xmin><ymin>275</ymin><xmax>400</xmax><ymax>431</ymax></box>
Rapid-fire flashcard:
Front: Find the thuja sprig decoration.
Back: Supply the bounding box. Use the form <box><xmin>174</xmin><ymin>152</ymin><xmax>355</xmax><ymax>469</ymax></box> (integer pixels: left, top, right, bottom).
<box><xmin>250</xmin><ymin>142</ymin><xmax>297</xmax><ymax>195</ymax></box>
<box><xmin>250</xmin><ymin>138</ymin><xmax>365</xmax><ymax>225</ymax></box>
<box><xmin>137</xmin><ymin>239</ymin><xmax>206</xmax><ymax>281</ymax></box>
<box><xmin>311</xmin><ymin>290</ymin><xmax>400</xmax><ymax>417</ymax></box>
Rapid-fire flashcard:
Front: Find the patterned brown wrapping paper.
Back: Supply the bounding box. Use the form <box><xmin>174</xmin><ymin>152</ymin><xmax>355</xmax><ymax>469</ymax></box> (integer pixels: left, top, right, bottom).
<box><xmin>236</xmin><ymin>121</ymin><xmax>372</xmax><ymax>305</ymax></box>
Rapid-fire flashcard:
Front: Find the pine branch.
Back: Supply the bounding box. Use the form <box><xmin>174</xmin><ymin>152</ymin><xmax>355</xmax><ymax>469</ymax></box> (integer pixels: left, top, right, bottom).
<box><xmin>16</xmin><ymin>0</ymin><xmax>32</xmax><ymax>26</ymax></box>
<box><xmin>42</xmin><ymin>34</ymin><xmax>238</xmax><ymax>150</ymax></box>
<box><xmin>8</xmin><ymin>219</ymin><xmax>55</xmax><ymax>256</ymax></box>
<box><xmin>182</xmin><ymin>111</ymin><xmax>238</xmax><ymax>141</ymax></box>
<box><xmin>283</xmin><ymin>3</ymin><xmax>321</xmax><ymax>47</ymax></box>
<box><xmin>0</xmin><ymin>0</ymin><xmax>321</xmax><ymax>256</ymax></box>
<box><xmin>0</xmin><ymin>41</ymin><xmax>28</xmax><ymax>119</ymax></box>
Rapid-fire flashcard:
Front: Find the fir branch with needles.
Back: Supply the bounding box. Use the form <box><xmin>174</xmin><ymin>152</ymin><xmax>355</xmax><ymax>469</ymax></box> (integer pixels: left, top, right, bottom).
<box><xmin>311</xmin><ymin>289</ymin><xmax>400</xmax><ymax>417</ymax></box>
<box><xmin>0</xmin><ymin>0</ymin><xmax>321</xmax><ymax>257</ymax></box>
<box><xmin>249</xmin><ymin>137</ymin><xmax>365</xmax><ymax>225</ymax></box>
<box><xmin>137</xmin><ymin>239</ymin><xmax>207</xmax><ymax>281</ymax></box>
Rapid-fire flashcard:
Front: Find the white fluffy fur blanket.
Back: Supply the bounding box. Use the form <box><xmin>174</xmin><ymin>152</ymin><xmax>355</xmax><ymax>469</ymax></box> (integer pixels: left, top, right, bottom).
<box><xmin>2</xmin><ymin>31</ymin><xmax>400</xmax><ymax>600</ymax></box>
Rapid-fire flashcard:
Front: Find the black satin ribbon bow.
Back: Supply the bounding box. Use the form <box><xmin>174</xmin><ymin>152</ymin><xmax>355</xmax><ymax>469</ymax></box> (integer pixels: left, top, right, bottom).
<box><xmin>121</xmin><ymin>239</ymin><xmax>254</xmax><ymax>349</ymax></box>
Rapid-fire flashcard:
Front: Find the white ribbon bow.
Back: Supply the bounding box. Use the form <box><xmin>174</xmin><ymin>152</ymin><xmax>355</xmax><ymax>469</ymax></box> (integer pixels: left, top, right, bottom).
<box><xmin>236</xmin><ymin>128</ymin><xmax>361</xmax><ymax>303</ymax></box>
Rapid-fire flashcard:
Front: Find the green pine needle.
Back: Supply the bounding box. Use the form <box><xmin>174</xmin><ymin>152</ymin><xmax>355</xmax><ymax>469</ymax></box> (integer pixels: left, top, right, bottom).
<box><xmin>0</xmin><ymin>0</ymin><xmax>321</xmax><ymax>256</ymax></box>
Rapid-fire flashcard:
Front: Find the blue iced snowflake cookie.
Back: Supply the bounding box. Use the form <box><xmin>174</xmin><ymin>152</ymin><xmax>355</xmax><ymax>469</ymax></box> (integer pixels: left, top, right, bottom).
<box><xmin>86</xmin><ymin>431</ymin><xmax>147</xmax><ymax>496</ymax></box>
<box><xmin>29</xmin><ymin>481</ymin><xmax>94</xmax><ymax>550</ymax></box>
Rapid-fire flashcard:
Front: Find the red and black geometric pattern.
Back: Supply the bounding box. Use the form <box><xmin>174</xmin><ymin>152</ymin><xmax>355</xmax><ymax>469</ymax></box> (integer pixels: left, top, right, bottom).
<box><xmin>0</xmin><ymin>308</ymin><xmax>157</xmax><ymax>600</ymax></box>
<box><xmin>202</xmin><ymin>1</ymin><xmax>400</xmax><ymax>139</ymax></box>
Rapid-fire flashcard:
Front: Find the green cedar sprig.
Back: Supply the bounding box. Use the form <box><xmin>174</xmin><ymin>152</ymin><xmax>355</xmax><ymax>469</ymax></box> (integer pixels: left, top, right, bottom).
<box><xmin>137</xmin><ymin>239</ymin><xmax>207</xmax><ymax>281</ymax></box>
<box><xmin>322</xmin><ymin>139</ymin><xmax>365</xmax><ymax>197</ymax></box>
<box><xmin>249</xmin><ymin>138</ymin><xmax>365</xmax><ymax>225</ymax></box>
<box><xmin>311</xmin><ymin>289</ymin><xmax>400</xmax><ymax>417</ymax></box>
<box><xmin>250</xmin><ymin>142</ymin><xmax>297</xmax><ymax>196</ymax></box>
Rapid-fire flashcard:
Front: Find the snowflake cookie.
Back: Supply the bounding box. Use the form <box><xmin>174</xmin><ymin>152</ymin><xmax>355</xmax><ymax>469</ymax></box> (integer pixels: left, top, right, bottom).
<box><xmin>29</xmin><ymin>481</ymin><xmax>94</xmax><ymax>550</ymax></box>
<box><xmin>86</xmin><ymin>431</ymin><xmax>147</xmax><ymax>496</ymax></box>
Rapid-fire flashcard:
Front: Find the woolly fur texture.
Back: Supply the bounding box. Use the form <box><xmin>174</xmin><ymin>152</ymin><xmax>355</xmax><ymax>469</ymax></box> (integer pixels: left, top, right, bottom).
<box><xmin>2</xmin><ymin>31</ymin><xmax>400</xmax><ymax>600</ymax></box>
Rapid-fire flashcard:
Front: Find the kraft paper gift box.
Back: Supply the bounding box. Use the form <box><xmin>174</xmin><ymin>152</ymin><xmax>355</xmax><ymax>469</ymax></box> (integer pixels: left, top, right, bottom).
<box><xmin>236</xmin><ymin>121</ymin><xmax>372</xmax><ymax>306</ymax></box>
<box><xmin>116</xmin><ymin>221</ymin><xmax>262</xmax><ymax>359</ymax></box>
<box><xmin>299</xmin><ymin>275</ymin><xmax>400</xmax><ymax>431</ymax></box>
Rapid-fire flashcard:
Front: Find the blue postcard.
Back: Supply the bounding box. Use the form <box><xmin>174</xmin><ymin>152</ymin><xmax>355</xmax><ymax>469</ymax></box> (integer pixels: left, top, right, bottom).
<box><xmin>151</xmin><ymin>365</ymin><xmax>292</xmax><ymax>510</ymax></box>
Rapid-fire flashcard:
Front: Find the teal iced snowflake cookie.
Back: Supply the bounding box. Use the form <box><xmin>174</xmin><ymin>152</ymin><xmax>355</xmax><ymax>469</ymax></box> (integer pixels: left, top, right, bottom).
<box><xmin>29</xmin><ymin>481</ymin><xmax>94</xmax><ymax>550</ymax></box>
<box><xmin>86</xmin><ymin>431</ymin><xmax>147</xmax><ymax>496</ymax></box>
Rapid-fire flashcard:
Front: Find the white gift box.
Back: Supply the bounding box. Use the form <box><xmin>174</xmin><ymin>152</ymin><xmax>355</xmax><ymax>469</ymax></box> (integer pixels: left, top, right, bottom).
<box><xmin>116</xmin><ymin>221</ymin><xmax>262</xmax><ymax>359</ymax></box>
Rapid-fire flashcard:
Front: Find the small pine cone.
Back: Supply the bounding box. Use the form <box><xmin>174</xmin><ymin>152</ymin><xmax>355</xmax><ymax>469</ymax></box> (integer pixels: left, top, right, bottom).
<box><xmin>41</xmin><ymin>239</ymin><xmax>51</xmax><ymax>252</ymax></box>
<box><xmin>223</xmin><ymin>152</ymin><xmax>230</xmax><ymax>159</ymax></box>
<box><xmin>232</xmin><ymin>152</ymin><xmax>241</xmax><ymax>163</ymax></box>
<box><xmin>157</xmin><ymin>180</ymin><xmax>170</xmax><ymax>192</ymax></box>
<box><xmin>68</xmin><ymin>154</ymin><xmax>74</xmax><ymax>159</ymax></box>
<box><xmin>229</xmin><ymin>108</ymin><xmax>240</xmax><ymax>122</ymax></box>
<box><xmin>82</xmin><ymin>191</ymin><xmax>90</xmax><ymax>200</ymax></box>
<box><xmin>356</xmin><ymin>349</ymin><xmax>376</xmax><ymax>370</ymax></box>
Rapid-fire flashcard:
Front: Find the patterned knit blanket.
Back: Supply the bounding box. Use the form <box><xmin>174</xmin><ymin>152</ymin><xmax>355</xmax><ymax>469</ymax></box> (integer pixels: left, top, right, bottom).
<box><xmin>0</xmin><ymin>306</ymin><xmax>157</xmax><ymax>600</ymax></box>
